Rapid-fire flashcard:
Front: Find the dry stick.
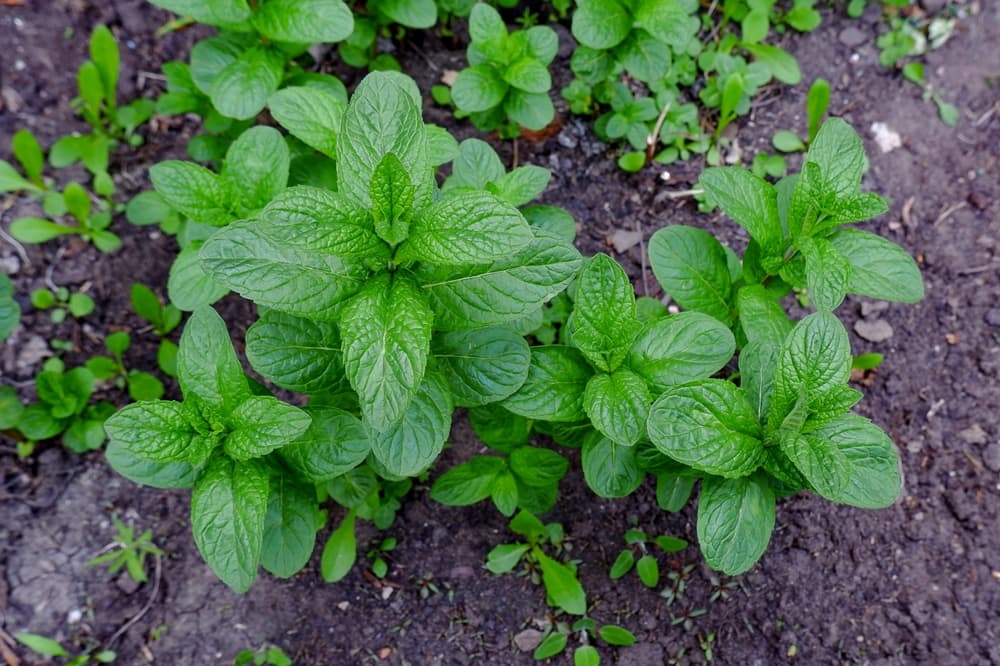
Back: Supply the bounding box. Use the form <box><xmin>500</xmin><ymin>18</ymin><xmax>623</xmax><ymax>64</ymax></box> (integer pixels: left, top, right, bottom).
<box><xmin>43</xmin><ymin>247</ymin><xmax>66</xmax><ymax>293</ymax></box>
<box><xmin>663</xmin><ymin>188</ymin><xmax>704</xmax><ymax>200</ymax></box>
<box><xmin>0</xmin><ymin>627</ymin><xmax>21</xmax><ymax>666</ymax></box>
<box><xmin>106</xmin><ymin>554</ymin><xmax>162</xmax><ymax>649</ymax></box>
<box><xmin>646</xmin><ymin>102</ymin><xmax>671</xmax><ymax>163</ymax></box>
<box><xmin>932</xmin><ymin>201</ymin><xmax>966</xmax><ymax>228</ymax></box>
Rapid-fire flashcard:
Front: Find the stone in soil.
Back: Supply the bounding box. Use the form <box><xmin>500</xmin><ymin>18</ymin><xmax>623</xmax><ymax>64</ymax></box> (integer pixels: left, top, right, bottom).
<box><xmin>854</xmin><ymin>318</ymin><xmax>894</xmax><ymax>342</ymax></box>
<box><xmin>513</xmin><ymin>629</ymin><xmax>544</xmax><ymax>652</ymax></box>
<box><xmin>957</xmin><ymin>424</ymin><xmax>988</xmax><ymax>445</ymax></box>
<box><xmin>982</xmin><ymin>442</ymin><xmax>1000</xmax><ymax>472</ymax></box>
<box><xmin>839</xmin><ymin>26</ymin><xmax>868</xmax><ymax>47</ymax></box>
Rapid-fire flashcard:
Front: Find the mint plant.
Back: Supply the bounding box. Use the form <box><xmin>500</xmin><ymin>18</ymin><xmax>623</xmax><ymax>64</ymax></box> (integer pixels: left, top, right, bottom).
<box><xmin>451</xmin><ymin>3</ymin><xmax>558</xmax><ymax>136</ymax></box>
<box><xmin>0</xmin><ymin>274</ymin><xmax>19</xmax><ymax>341</ymax></box>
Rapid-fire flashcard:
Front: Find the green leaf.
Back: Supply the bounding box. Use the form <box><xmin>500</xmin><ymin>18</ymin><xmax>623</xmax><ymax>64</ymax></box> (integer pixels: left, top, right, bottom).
<box><xmin>12</xmin><ymin>129</ymin><xmax>44</xmax><ymax>185</ymax></box>
<box><xmin>610</xmin><ymin>550</ymin><xmax>635</xmax><ymax>578</ymax></box>
<box><xmin>698</xmin><ymin>168</ymin><xmax>783</xmax><ymax>256</ymax></box>
<box><xmin>148</xmin><ymin>0</ymin><xmax>251</xmax><ymax>26</ymax></box>
<box><xmin>261</xmin><ymin>472</ymin><xmax>317</xmax><ymax>578</ymax></box>
<box><xmin>370</xmin><ymin>153</ymin><xmax>414</xmax><ymax>246</ymax></box>
<box><xmin>168</xmin><ymin>243</ymin><xmax>229</xmax><ymax>311</ymax></box>
<box><xmin>225</xmin><ymin>396</ymin><xmax>311</xmax><ymax>460</ymax></box>
<box><xmin>444</xmin><ymin>138</ymin><xmax>505</xmax><ymax>190</ymax></box>
<box><xmin>583</xmin><ymin>370</ymin><xmax>650</xmax><ymax>447</ymax></box>
<box><xmin>581</xmin><ymin>433</ymin><xmax>643</xmax><ymax>498</ymax></box>
<box><xmin>486</xmin><ymin>542</ymin><xmax>530</xmax><ymax>574</ymax></box>
<box><xmin>367</xmin><ymin>372</ymin><xmax>452</xmax><ymax>477</ymax></box>
<box><xmin>16</xmin><ymin>404</ymin><xmax>64</xmax><ymax>441</ymax></box>
<box><xmin>634</xmin><ymin>0</ymin><xmax>698</xmax><ymax>45</ymax></box>
<box><xmin>177</xmin><ymin>306</ymin><xmax>250</xmax><ymax>411</ymax></box>
<box><xmin>127</xmin><ymin>371</ymin><xmax>165</xmax><ymax>401</ymax></box>
<box><xmin>772</xmin><ymin>130</ymin><xmax>806</xmax><ymax>153</ymax></box>
<box><xmin>221</xmin><ymin>126</ymin><xmax>289</xmax><ymax>211</ymax></box>
<box><xmin>15</xmin><ymin>633</ymin><xmax>68</xmax><ymax>657</ymax></box>
<box><xmin>0</xmin><ymin>160</ymin><xmax>40</xmax><ymax>193</ymax></box>
<box><xmin>806</xmin><ymin>79</ymin><xmax>830</xmax><ymax>142</ymax></box>
<box><xmin>9</xmin><ymin>218</ymin><xmax>73</xmax><ymax>243</ymax></box>
<box><xmin>508</xmin><ymin>446</ymin><xmax>569</xmax><ymax>487</ymax></box>
<box><xmin>739</xmin><ymin>340</ymin><xmax>781</xmax><ymax>420</ymax></box>
<box><xmin>656</xmin><ymin>474</ymin><xmax>695</xmax><ymax>512</ymax></box>
<box><xmin>736</xmin><ymin>285</ymin><xmax>793</xmax><ymax>347</ymax></box>
<box><xmin>491</xmin><ymin>471</ymin><xmax>519</xmax><ymax>516</ymax></box>
<box><xmin>377</xmin><ymin>0</ymin><xmax>437</xmax><ymax>27</ymax></box>
<box><xmin>798</xmin><ymin>236</ymin><xmax>849</xmax><ymax>311</ymax></box>
<box><xmin>452</xmin><ymin>64</ymin><xmax>509</xmax><ymax>113</ymax></box>
<box><xmin>501</xmin><ymin>345</ymin><xmax>592</xmax><ymax>422</ymax></box>
<box><xmin>417</xmin><ymin>230</ymin><xmax>582</xmax><ymax>329</ymax></box>
<box><xmin>337</xmin><ymin>72</ymin><xmax>431</xmax><ymax>211</ymax></box>
<box><xmin>340</xmin><ymin>275</ymin><xmax>432</xmax><ymax>432</ymax></box>
<box><xmin>647</xmin><ymin>225</ymin><xmax>733</xmax><ymax>324</ymax></box>
<box><xmin>268</xmin><ymin>87</ymin><xmax>344</xmax><ymax>158</ymax></box>
<box><xmin>570</xmin><ymin>253</ymin><xmax>641</xmax><ymax>372</ymax></box>
<box><xmin>628</xmin><ymin>312</ymin><xmax>736</xmax><ymax>391</ymax></box>
<box><xmin>468</xmin><ymin>2</ymin><xmax>506</xmax><ymax>42</ymax></box>
<box><xmin>0</xmin><ymin>385</ymin><xmax>23</xmax><ymax>429</ymax></box>
<box><xmin>647</xmin><ymin>380</ymin><xmax>764</xmax><ymax>478</ymax></box>
<box><xmin>90</xmin><ymin>25</ymin><xmax>120</xmax><ymax>105</ymax></box>
<box><xmin>320</xmin><ymin>511</ymin><xmax>356</xmax><ymax>582</ymax></box>
<box><xmin>149</xmin><ymin>161</ymin><xmax>234</xmax><ymax>227</ymax></box>
<box><xmin>828</xmin><ymin>229</ymin><xmax>924</xmax><ymax>303</ymax></box>
<box><xmin>504</xmin><ymin>58</ymin><xmax>551</xmax><ymax>94</ymax></box>
<box><xmin>105</xmin><ymin>438</ymin><xmax>203</xmax><ymax>488</ymax></box>
<box><xmin>697</xmin><ymin>475</ymin><xmax>775</xmax><ymax>575</ymax></box>
<box><xmin>191</xmin><ymin>455</ymin><xmax>269</xmax><ymax>592</ymax></box>
<box><xmin>741</xmin><ymin>8</ymin><xmax>769</xmax><ymax>43</ymax></box>
<box><xmin>245</xmin><ymin>311</ymin><xmax>343</xmax><ymax>393</ymax></box>
<box><xmin>492</xmin><ymin>166</ymin><xmax>551</xmax><ymax>207</ymax></box>
<box><xmin>430</xmin><ymin>456</ymin><xmax>505</xmax><ymax>505</ymax></box>
<box><xmin>535</xmin><ymin>549</ymin><xmax>587</xmax><ymax>615</ymax></box>
<box><xmin>804</xmin><ymin>118</ymin><xmax>865</xmax><ymax>198</ymax></box>
<box><xmin>433</xmin><ymin>327</ymin><xmax>531</xmax><ymax>407</ymax></box>
<box><xmin>503</xmin><ymin>89</ymin><xmax>554</xmax><ymax>130</ymax></box>
<box><xmin>253</xmin><ymin>0</ymin><xmax>354</xmax><ymax>43</ymax></box>
<box><xmin>326</xmin><ymin>465</ymin><xmax>378</xmax><ymax>509</ymax></box>
<box><xmin>199</xmin><ymin>221</ymin><xmax>369</xmax><ymax>320</ymax></box>
<box><xmin>468</xmin><ymin>404</ymin><xmax>533</xmax><ymax>452</ymax></box>
<box><xmin>744</xmin><ymin>44</ymin><xmax>801</xmax><ymax>85</ymax></box>
<box><xmin>210</xmin><ymin>46</ymin><xmax>283</xmax><ymax>121</ymax></box>
<box><xmin>574</xmin><ymin>645</ymin><xmax>600</xmax><ymax>666</ymax></box>
<box><xmin>572</xmin><ymin>0</ymin><xmax>631</xmax><ymax>49</ymax></box>
<box><xmin>600</xmin><ymin>624</ymin><xmax>636</xmax><ymax>646</ymax></box>
<box><xmin>636</xmin><ymin>553</ymin><xmax>659</xmax><ymax>587</ymax></box>
<box><xmin>279</xmin><ymin>407</ymin><xmax>369</xmax><ymax>482</ymax></box>
<box><xmin>521</xmin><ymin>205</ymin><xmax>575</xmax><ymax>244</ymax></box>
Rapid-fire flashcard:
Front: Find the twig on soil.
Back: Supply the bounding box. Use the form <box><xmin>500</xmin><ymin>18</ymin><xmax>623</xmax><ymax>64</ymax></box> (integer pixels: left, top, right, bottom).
<box><xmin>0</xmin><ymin>226</ymin><xmax>29</xmax><ymax>269</ymax></box>
<box><xmin>662</xmin><ymin>188</ymin><xmax>704</xmax><ymax>200</ymax></box>
<box><xmin>901</xmin><ymin>196</ymin><xmax>915</xmax><ymax>228</ymax></box>
<box><xmin>956</xmin><ymin>262</ymin><xmax>1000</xmax><ymax>275</ymax></box>
<box><xmin>0</xmin><ymin>627</ymin><xmax>21</xmax><ymax>666</ymax></box>
<box><xmin>974</xmin><ymin>100</ymin><xmax>999</xmax><ymax>127</ymax></box>
<box><xmin>645</xmin><ymin>103</ymin><xmax>671</xmax><ymax>163</ymax></box>
<box><xmin>105</xmin><ymin>553</ymin><xmax>162</xmax><ymax>650</ymax></box>
<box><xmin>43</xmin><ymin>247</ymin><xmax>65</xmax><ymax>293</ymax></box>
<box><xmin>932</xmin><ymin>201</ymin><xmax>966</xmax><ymax>228</ymax></box>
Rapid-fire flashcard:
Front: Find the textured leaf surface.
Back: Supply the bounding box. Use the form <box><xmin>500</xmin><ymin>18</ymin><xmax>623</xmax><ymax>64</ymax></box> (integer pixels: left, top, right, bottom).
<box><xmin>697</xmin><ymin>475</ymin><xmax>775</xmax><ymax>575</ymax></box>
<box><xmin>177</xmin><ymin>306</ymin><xmax>249</xmax><ymax>411</ymax></box>
<box><xmin>367</xmin><ymin>372</ymin><xmax>452</xmax><ymax>477</ymax></box>
<box><xmin>279</xmin><ymin>407</ymin><xmax>370</xmax><ymax>482</ymax></box>
<box><xmin>261</xmin><ymin>472</ymin><xmax>317</xmax><ymax>578</ymax></box>
<box><xmin>582</xmin><ymin>433</ymin><xmax>643</xmax><ymax>498</ymax></box>
<box><xmin>254</xmin><ymin>0</ymin><xmax>353</xmax><ymax>43</ymax></box>
<box><xmin>583</xmin><ymin>370</ymin><xmax>649</xmax><ymax>447</ymax></box>
<box><xmin>628</xmin><ymin>312</ymin><xmax>735</xmax><ymax>391</ymax></box>
<box><xmin>246</xmin><ymin>311</ymin><xmax>343</xmax><ymax>393</ymax></box>
<box><xmin>648</xmin><ymin>226</ymin><xmax>733</xmax><ymax>324</ymax></box>
<box><xmin>501</xmin><ymin>346</ymin><xmax>592</xmax><ymax>422</ymax></box>
<box><xmin>829</xmin><ymin>229</ymin><xmax>924</xmax><ymax>303</ymax></box>
<box><xmin>224</xmin><ymin>396</ymin><xmax>311</xmax><ymax>460</ymax></box>
<box><xmin>570</xmin><ymin>254</ymin><xmax>641</xmax><ymax>372</ymax></box>
<box><xmin>433</xmin><ymin>327</ymin><xmax>530</xmax><ymax>406</ymax></box>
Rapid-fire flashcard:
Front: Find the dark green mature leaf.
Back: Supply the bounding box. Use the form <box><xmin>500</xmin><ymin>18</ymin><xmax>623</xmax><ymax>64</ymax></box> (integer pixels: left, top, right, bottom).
<box><xmin>417</xmin><ymin>230</ymin><xmax>582</xmax><ymax>329</ymax></box>
<box><xmin>430</xmin><ymin>456</ymin><xmax>505</xmax><ymax>505</ymax></box>
<box><xmin>253</xmin><ymin>0</ymin><xmax>354</xmax><ymax>43</ymax></box>
<box><xmin>648</xmin><ymin>225</ymin><xmax>733</xmax><ymax>324</ymax></box>
<box><xmin>468</xmin><ymin>404</ymin><xmax>533</xmax><ymax>451</ymax></box>
<box><xmin>224</xmin><ymin>396</ymin><xmax>311</xmax><ymax>460</ymax></box>
<box><xmin>805</xmin><ymin>118</ymin><xmax>866</xmax><ymax>198</ymax></box>
<box><xmin>469</xmin><ymin>1</ymin><xmax>507</xmax><ymax>42</ymax></box>
<box><xmin>399</xmin><ymin>191</ymin><xmax>533</xmax><ymax>265</ymax></box>
<box><xmin>739</xmin><ymin>340</ymin><xmax>781</xmax><ymax>420</ymax></box>
<box><xmin>367</xmin><ymin>372</ymin><xmax>452</xmax><ymax>477</ymax></box>
<box><xmin>280</xmin><ymin>407</ymin><xmax>370</xmax><ymax>482</ymax></box>
<box><xmin>572</xmin><ymin>0</ymin><xmax>631</xmax><ymax>49</ymax></box>
<box><xmin>452</xmin><ymin>64</ymin><xmax>508</xmax><ymax>113</ymax></box>
<box><xmin>326</xmin><ymin>465</ymin><xmax>378</xmax><ymax>509</ymax></box>
<box><xmin>261</xmin><ymin>472</ymin><xmax>317</xmax><ymax>578</ymax></box>
<box><xmin>536</xmin><ymin>549</ymin><xmax>587</xmax><ymax>615</ymax></box>
<box><xmin>433</xmin><ymin>327</ymin><xmax>531</xmax><ymax>406</ymax></box>
<box><xmin>508</xmin><ymin>446</ymin><xmax>569</xmax><ymax>487</ymax></box>
<box><xmin>200</xmin><ymin>220</ymin><xmax>369</xmax><ymax>320</ymax></box>
<box><xmin>148</xmin><ymin>0</ymin><xmax>251</xmax><ymax>26</ymax></box>
<box><xmin>210</xmin><ymin>46</ymin><xmax>284</xmax><ymax>121</ymax></box>
<box><xmin>491</xmin><ymin>471</ymin><xmax>519</xmax><ymax>516</ymax></box>
<box><xmin>268</xmin><ymin>87</ymin><xmax>344</xmax><ymax>158</ymax></box>
<box><xmin>321</xmin><ymin>511</ymin><xmax>356</xmax><ymax>582</ymax></box>
<box><xmin>377</xmin><ymin>0</ymin><xmax>436</xmax><ymax>27</ymax></box>
<box><xmin>487</xmin><ymin>543</ymin><xmax>530</xmax><ymax>574</ymax></box>
<box><xmin>168</xmin><ymin>244</ymin><xmax>229</xmax><ymax>311</ymax></box>
<box><xmin>798</xmin><ymin>236</ymin><xmax>849</xmax><ymax>311</ymax></box>
<box><xmin>697</xmin><ymin>475</ymin><xmax>775</xmax><ymax>575</ymax></box>
<box><xmin>627</xmin><ymin>312</ymin><xmax>736</xmax><ymax>390</ymax></box>
<box><xmin>583</xmin><ymin>370</ymin><xmax>650</xmax><ymax>447</ymax></box>
<box><xmin>769</xmin><ymin>311</ymin><xmax>851</xmax><ymax>423</ymax></box>
<box><xmin>634</xmin><ymin>0</ymin><xmax>698</xmax><ymax>45</ymax></box>
<box><xmin>501</xmin><ymin>346</ymin><xmax>592</xmax><ymax>422</ymax></box>
<box><xmin>735</xmin><ymin>285</ymin><xmax>793</xmax><ymax>347</ymax></box>
<box><xmin>103</xmin><ymin>401</ymin><xmax>214</xmax><ymax>465</ymax></box>
<box><xmin>246</xmin><ymin>311</ymin><xmax>343</xmax><ymax>393</ymax></box>
<box><xmin>581</xmin><ymin>433</ymin><xmax>643</xmax><ymax>498</ymax></box>
<box><xmin>828</xmin><ymin>229</ymin><xmax>924</xmax><ymax>303</ymax></box>
<box><xmin>337</xmin><ymin>72</ymin><xmax>431</xmax><ymax>211</ymax></box>
<box><xmin>0</xmin><ymin>385</ymin><xmax>23</xmax><ymax>429</ymax></box>
<box><xmin>340</xmin><ymin>275</ymin><xmax>432</xmax><ymax>432</ymax></box>
<box><xmin>521</xmin><ymin>205</ymin><xmax>575</xmax><ymax>244</ymax></box>
<box><xmin>698</xmin><ymin>168</ymin><xmax>783</xmax><ymax>256</ymax></box>
<box><xmin>656</xmin><ymin>474</ymin><xmax>695</xmax><ymax>512</ymax></box>
<box><xmin>150</xmin><ymin>161</ymin><xmax>234</xmax><ymax>227</ymax></box>
<box><xmin>647</xmin><ymin>380</ymin><xmax>764</xmax><ymax>477</ymax></box>
<box><xmin>191</xmin><ymin>455</ymin><xmax>269</xmax><ymax>592</ymax></box>
<box><xmin>177</xmin><ymin>306</ymin><xmax>250</xmax><ymax>411</ymax></box>
<box><xmin>570</xmin><ymin>253</ymin><xmax>641</xmax><ymax>372</ymax></box>
<box><xmin>370</xmin><ymin>153</ymin><xmax>414</xmax><ymax>246</ymax></box>
<box><xmin>221</xmin><ymin>126</ymin><xmax>289</xmax><ymax>211</ymax></box>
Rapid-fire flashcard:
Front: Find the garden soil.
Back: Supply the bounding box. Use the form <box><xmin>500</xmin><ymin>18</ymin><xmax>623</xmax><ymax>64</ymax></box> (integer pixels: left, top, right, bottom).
<box><xmin>1</xmin><ymin>1</ymin><xmax>999</xmax><ymax>664</ymax></box>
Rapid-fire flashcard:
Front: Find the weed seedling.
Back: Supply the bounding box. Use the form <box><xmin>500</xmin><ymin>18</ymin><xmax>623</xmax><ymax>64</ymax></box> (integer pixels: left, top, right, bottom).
<box><xmin>14</xmin><ymin>632</ymin><xmax>116</xmax><ymax>665</ymax></box>
<box><xmin>234</xmin><ymin>643</ymin><xmax>292</xmax><ymax>666</ymax></box>
<box><xmin>85</xmin><ymin>331</ymin><xmax>165</xmax><ymax>401</ymax></box>
<box><xmin>30</xmin><ymin>285</ymin><xmax>95</xmax><ymax>324</ymax></box>
<box><xmin>532</xmin><ymin>617</ymin><xmax>636</xmax><ymax>664</ymax></box>
<box><xmin>609</xmin><ymin>527</ymin><xmax>688</xmax><ymax>588</ymax></box>
<box><xmin>87</xmin><ymin>515</ymin><xmax>164</xmax><ymax>583</ymax></box>
<box><xmin>0</xmin><ymin>274</ymin><xmax>21</xmax><ymax>341</ymax></box>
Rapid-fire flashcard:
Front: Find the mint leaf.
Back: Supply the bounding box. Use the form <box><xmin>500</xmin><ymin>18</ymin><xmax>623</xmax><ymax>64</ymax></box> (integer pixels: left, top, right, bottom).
<box><xmin>697</xmin><ymin>475</ymin><xmax>775</xmax><ymax>575</ymax></box>
<box><xmin>469</xmin><ymin>2</ymin><xmax>507</xmax><ymax>42</ymax></box>
<box><xmin>103</xmin><ymin>401</ymin><xmax>214</xmax><ymax>465</ymax></box>
<box><xmin>430</xmin><ymin>456</ymin><xmax>505</xmax><ymax>506</ymax></box>
<box><xmin>634</xmin><ymin>0</ymin><xmax>699</xmax><ymax>46</ymax></box>
<box><xmin>168</xmin><ymin>243</ymin><xmax>229</xmax><ymax>311</ymax></box>
<box><xmin>503</xmin><ymin>89</ymin><xmax>554</xmax><ymax>131</ymax></box>
<box><xmin>504</xmin><ymin>58</ymin><xmax>551</xmax><ymax>94</ymax></box>
<box><xmin>627</xmin><ymin>312</ymin><xmax>736</xmax><ymax>391</ymax></box>
<box><xmin>370</xmin><ymin>153</ymin><xmax>415</xmax><ymax>246</ymax></box>
<box><xmin>828</xmin><ymin>229</ymin><xmax>924</xmax><ymax>303</ymax></box>
<box><xmin>805</xmin><ymin>118</ymin><xmax>866</xmax><ymax>198</ymax></box>
<box><xmin>521</xmin><ymin>205</ymin><xmax>576</xmax><ymax>244</ymax></box>
<box><xmin>581</xmin><ymin>433</ymin><xmax>643</xmax><ymax>498</ymax></box>
<box><xmin>508</xmin><ymin>446</ymin><xmax>569</xmax><ymax>487</ymax></box>
<box><xmin>105</xmin><ymin>439</ymin><xmax>203</xmax><ymax>488</ymax></box>
<box><xmin>491</xmin><ymin>470</ymin><xmax>519</xmax><ymax>516</ymax></box>
<box><xmin>188</xmin><ymin>36</ymin><xmax>243</xmax><ymax>95</ymax></box>
<box><xmin>572</xmin><ymin>0</ymin><xmax>631</xmax><ymax>49</ymax></box>
<box><xmin>648</xmin><ymin>225</ymin><xmax>733</xmax><ymax>324</ymax></box>
<box><xmin>340</xmin><ymin>274</ymin><xmax>432</xmax><ymax>432</ymax></box>
<box><xmin>221</xmin><ymin>126</ymin><xmax>289</xmax><ymax>211</ymax></box>
<box><xmin>224</xmin><ymin>396</ymin><xmax>311</xmax><ymax>460</ymax></box>
<box><xmin>268</xmin><ymin>87</ymin><xmax>344</xmax><ymax>159</ymax></box>
<box><xmin>492</xmin><ymin>165</ymin><xmax>551</xmax><ymax>207</ymax></box>
<box><xmin>261</xmin><ymin>471</ymin><xmax>317</xmax><ymax>578</ymax></box>
<box><xmin>150</xmin><ymin>161</ymin><xmax>234</xmax><ymax>227</ymax></box>
<box><xmin>177</xmin><ymin>306</ymin><xmax>250</xmax><ymax>412</ymax></box>
<box><xmin>398</xmin><ymin>191</ymin><xmax>532</xmax><ymax>265</ymax></box>
<box><xmin>452</xmin><ymin>64</ymin><xmax>508</xmax><ymax>112</ymax></box>
<box><xmin>656</xmin><ymin>474</ymin><xmax>695</xmax><ymax>512</ymax></box>
<box><xmin>744</xmin><ymin>44</ymin><xmax>801</xmax><ymax>85</ymax></box>
<box><xmin>245</xmin><ymin>311</ymin><xmax>343</xmax><ymax>393</ymax></box>
<box><xmin>210</xmin><ymin>46</ymin><xmax>283</xmax><ymax>121</ymax></box>
<box><xmin>367</xmin><ymin>372</ymin><xmax>452</xmax><ymax>477</ymax></box>
<box><xmin>444</xmin><ymin>138</ymin><xmax>505</xmax><ymax>190</ymax></box>
<box><xmin>798</xmin><ymin>236</ymin><xmax>849</xmax><ymax>311</ymax></box>
<box><xmin>698</xmin><ymin>168</ymin><xmax>783</xmax><ymax>256</ymax></box>
<box><xmin>433</xmin><ymin>327</ymin><xmax>531</xmax><ymax>407</ymax></box>
<box><xmin>320</xmin><ymin>511</ymin><xmax>356</xmax><ymax>583</ymax></box>
<box><xmin>739</xmin><ymin>340</ymin><xmax>781</xmax><ymax>420</ymax></box>
<box><xmin>149</xmin><ymin>0</ymin><xmax>251</xmax><ymax>26</ymax></box>
<box><xmin>735</xmin><ymin>285</ymin><xmax>793</xmax><ymax>346</ymax></box>
<box><xmin>200</xmin><ymin>220</ymin><xmax>369</xmax><ymax>320</ymax></box>
<box><xmin>377</xmin><ymin>0</ymin><xmax>436</xmax><ymax>28</ymax></box>
<box><xmin>583</xmin><ymin>370</ymin><xmax>649</xmax><ymax>447</ymax></box>
<box><xmin>279</xmin><ymin>407</ymin><xmax>369</xmax><ymax>482</ymax></box>
<box><xmin>253</xmin><ymin>0</ymin><xmax>354</xmax><ymax>43</ymax></box>
<box><xmin>647</xmin><ymin>380</ymin><xmax>764</xmax><ymax>477</ymax></box>
<box><xmin>468</xmin><ymin>404</ymin><xmax>533</xmax><ymax>452</ymax></box>
<box><xmin>501</xmin><ymin>345</ymin><xmax>592</xmax><ymax>422</ymax></box>
<box><xmin>570</xmin><ymin>253</ymin><xmax>642</xmax><ymax>372</ymax></box>
<box><xmin>417</xmin><ymin>230</ymin><xmax>582</xmax><ymax>329</ymax></box>
<box><xmin>535</xmin><ymin>550</ymin><xmax>587</xmax><ymax>615</ymax></box>
<box><xmin>191</xmin><ymin>455</ymin><xmax>269</xmax><ymax>592</ymax></box>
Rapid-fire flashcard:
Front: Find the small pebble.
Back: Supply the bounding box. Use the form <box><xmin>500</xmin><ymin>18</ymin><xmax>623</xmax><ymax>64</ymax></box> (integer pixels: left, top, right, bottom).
<box><xmin>984</xmin><ymin>309</ymin><xmax>1000</xmax><ymax>327</ymax></box>
<box><xmin>513</xmin><ymin>629</ymin><xmax>544</xmax><ymax>652</ymax></box>
<box><xmin>838</xmin><ymin>27</ymin><xmax>867</xmax><ymax>47</ymax></box>
<box><xmin>982</xmin><ymin>442</ymin><xmax>1000</xmax><ymax>472</ymax></box>
<box><xmin>958</xmin><ymin>424</ymin><xmax>987</xmax><ymax>445</ymax></box>
<box><xmin>854</xmin><ymin>318</ymin><xmax>894</xmax><ymax>342</ymax></box>
<box><xmin>967</xmin><ymin>191</ymin><xmax>990</xmax><ymax>210</ymax></box>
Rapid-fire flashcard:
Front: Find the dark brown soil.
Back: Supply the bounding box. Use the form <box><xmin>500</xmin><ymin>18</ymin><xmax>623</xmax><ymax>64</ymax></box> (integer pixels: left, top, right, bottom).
<box><xmin>2</xmin><ymin>1</ymin><xmax>999</xmax><ymax>665</ymax></box>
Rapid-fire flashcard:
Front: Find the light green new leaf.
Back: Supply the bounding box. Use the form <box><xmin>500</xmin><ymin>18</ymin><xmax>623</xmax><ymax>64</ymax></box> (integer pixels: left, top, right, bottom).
<box><xmin>221</xmin><ymin>126</ymin><xmax>289</xmax><ymax>211</ymax></box>
<box><xmin>492</xmin><ymin>165</ymin><xmax>551</xmax><ymax>207</ymax></box>
<box><xmin>501</xmin><ymin>346</ymin><xmax>592</xmax><ymax>422</ymax></box>
<box><xmin>177</xmin><ymin>306</ymin><xmax>250</xmax><ymax>411</ymax></box>
<box><xmin>377</xmin><ymin>0</ymin><xmax>436</xmax><ymax>27</ymax></box>
<box><xmin>150</xmin><ymin>161</ymin><xmax>234</xmax><ymax>227</ymax></box>
<box><xmin>191</xmin><ymin>455</ymin><xmax>269</xmax><ymax>592</ymax></box>
<box><xmin>581</xmin><ymin>433</ymin><xmax>643</xmax><ymax>498</ymax></box>
<box><xmin>210</xmin><ymin>46</ymin><xmax>284</xmax><ymax>121</ymax></box>
<box><xmin>698</xmin><ymin>168</ymin><xmax>783</xmax><ymax>256</ymax></box>
<box><xmin>444</xmin><ymin>138</ymin><xmax>505</xmax><ymax>190</ymax></box>
<box><xmin>828</xmin><ymin>229</ymin><xmax>924</xmax><ymax>303</ymax></box>
<box><xmin>279</xmin><ymin>407</ymin><xmax>369</xmax><ymax>482</ymax></box>
<box><xmin>535</xmin><ymin>549</ymin><xmax>587</xmax><ymax>615</ymax></box>
<box><xmin>253</xmin><ymin>0</ymin><xmax>354</xmax><ymax>43</ymax></box>
<box><xmin>627</xmin><ymin>311</ymin><xmax>736</xmax><ymax>391</ymax></box>
<box><xmin>261</xmin><ymin>471</ymin><xmax>317</xmax><ymax>578</ymax></box>
<box><xmin>735</xmin><ymin>285</ymin><xmax>793</xmax><ymax>347</ymax></box>
<box><xmin>148</xmin><ymin>0</ymin><xmax>251</xmax><ymax>26</ymax></box>
<box><xmin>647</xmin><ymin>380</ymin><xmax>764</xmax><ymax>477</ymax></box>
<box><xmin>103</xmin><ymin>400</ymin><xmax>214</xmax><ymax>465</ymax></box>
<box><xmin>634</xmin><ymin>0</ymin><xmax>699</xmax><ymax>46</ymax></box>
<box><xmin>245</xmin><ymin>311</ymin><xmax>343</xmax><ymax>393</ymax></box>
<box><xmin>340</xmin><ymin>275</ymin><xmax>432</xmax><ymax>432</ymax></box>
<box><xmin>452</xmin><ymin>64</ymin><xmax>509</xmax><ymax>113</ymax></box>
<box><xmin>321</xmin><ymin>511</ymin><xmax>356</xmax><ymax>582</ymax></box>
<box><xmin>468</xmin><ymin>2</ymin><xmax>507</xmax><ymax>43</ymax></box>
<box><xmin>224</xmin><ymin>396</ymin><xmax>311</xmax><ymax>460</ymax></box>
<box><xmin>798</xmin><ymin>236</ymin><xmax>850</xmax><ymax>311</ymax></box>
<box><xmin>268</xmin><ymin>87</ymin><xmax>344</xmax><ymax>158</ymax></box>
<box><xmin>572</xmin><ymin>0</ymin><xmax>631</xmax><ymax>49</ymax></box>
<box><xmin>583</xmin><ymin>370</ymin><xmax>649</xmax><ymax>447</ymax></box>
<box><xmin>0</xmin><ymin>160</ymin><xmax>40</xmax><ymax>193</ymax></box>
<box><xmin>769</xmin><ymin>311</ymin><xmax>851</xmax><ymax>423</ymax></box>
<box><xmin>168</xmin><ymin>243</ymin><xmax>229</xmax><ymax>311</ymax></box>
<box><xmin>697</xmin><ymin>475</ymin><xmax>775</xmax><ymax>575</ymax></box>
<box><xmin>504</xmin><ymin>58</ymin><xmax>551</xmax><ymax>94</ymax></box>
<box><xmin>570</xmin><ymin>253</ymin><xmax>641</xmax><ymax>372</ymax></box>
<box><xmin>503</xmin><ymin>89</ymin><xmax>555</xmax><ymax>130</ymax></box>
<box><xmin>367</xmin><ymin>372</ymin><xmax>452</xmax><ymax>477</ymax></box>
<box><xmin>89</xmin><ymin>25</ymin><xmax>119</xmax><ymax>105</ymax></box>
<box><xmin>486</xmin><ymin>543</ymin><xmax>530</xmax><ymax>574</ymax></box>
<box><xmin>370</xmin><ymin>153</ymin><xmax>414</xmax><ymax>246</ymax></box>
<box><xmin>105</xmin><ymin>439</ymin><xmax>203</xmax><ymax>489</ymax></box>
<box><xmin>805</xmin><ymin>118</ymin><xmax>866</xmax><ymax>198</ymax></box>
<box><xmin>433</xmin><ymin>327</ymin><xmax>531</xmax><ymax>406</ymax></box>
<box><xmin>744</xmin><ymin>43</ymin><xmax>801</xmax><ymax>85</ymax></box>
<box><xmin>648</xmin><ymin>225</ymin><xmax>733</xmax><ymax>324</ymax></box>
